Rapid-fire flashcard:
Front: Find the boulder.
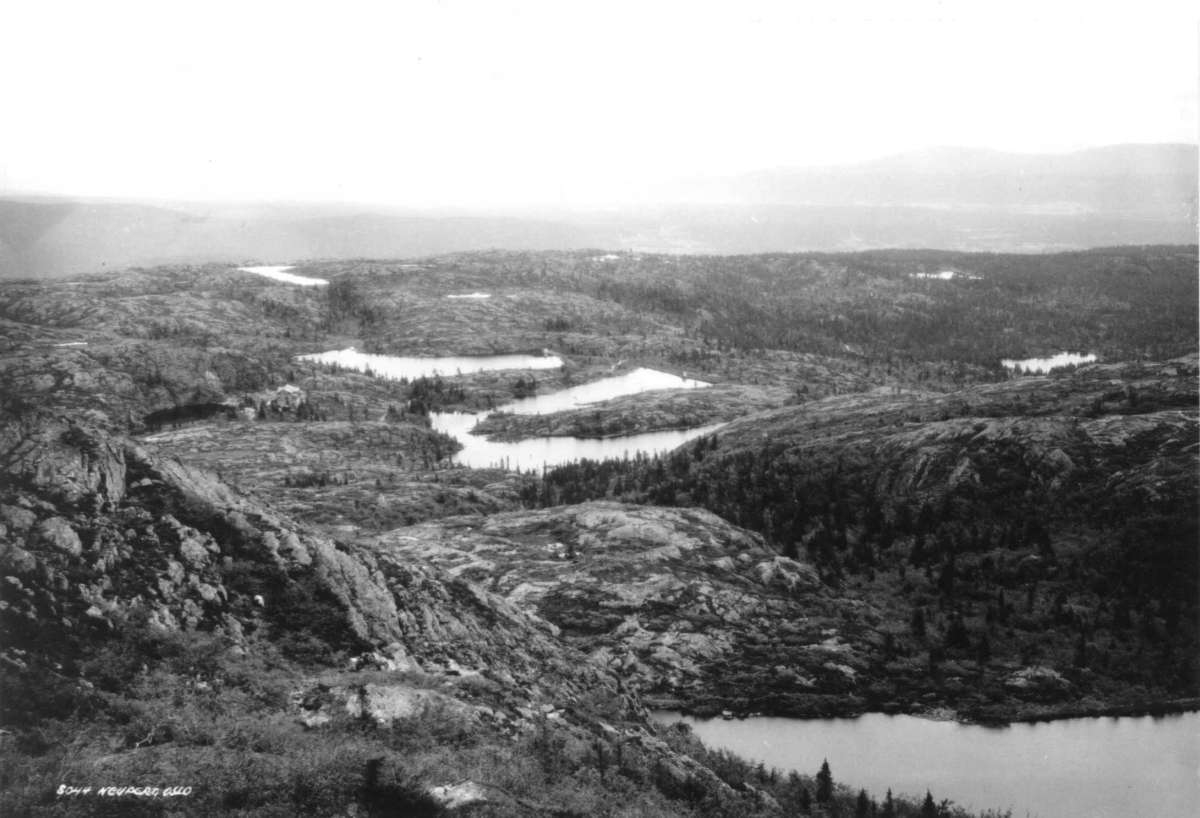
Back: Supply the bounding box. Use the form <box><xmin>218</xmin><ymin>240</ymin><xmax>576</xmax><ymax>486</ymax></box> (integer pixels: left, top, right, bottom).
<box><xmin>178</xmin><ymin>534</ymin><xmax>210</xmax><ymax>568</ymax></box>
<box><xmin>344</xmin><ymin>684</ymin><xmax>473</xmax><ymax>728</ymax></box>
<box><xmin>34</xmin><ymin>517</ymin><xmax>82</xmax><ymax>558</ymax></box>
<box><xmin>427</xmin><ymin>781</ymin><xmax>489</xmax><ymax>810</ymax></box>
<box><xmin>1004</xmin><ymin>665</ymin><xmax>1072</xmax><ymax>701</ymax></box>
<box><xmin>0</xmin><ymin>544</ymin><xmax>38</xmax><ymax>575</ymax></box>
<box><xmin>0</xmin><ymin>505</ymin><xmax>37</xmax><ymax>534</ymax></box>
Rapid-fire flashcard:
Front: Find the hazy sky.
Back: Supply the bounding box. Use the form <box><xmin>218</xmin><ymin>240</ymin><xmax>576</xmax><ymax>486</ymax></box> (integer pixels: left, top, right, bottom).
<box><xmin>2</xmin><ymin>0</ymin><xmax>1196</xmax><ymax>207</ymax></box>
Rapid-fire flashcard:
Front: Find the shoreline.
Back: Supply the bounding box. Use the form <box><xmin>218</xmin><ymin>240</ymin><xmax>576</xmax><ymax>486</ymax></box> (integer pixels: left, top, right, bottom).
<box><xmin>649</xmin><ymin>696</ymin><xmax>1200</xmax><ymax>727</ymax></box>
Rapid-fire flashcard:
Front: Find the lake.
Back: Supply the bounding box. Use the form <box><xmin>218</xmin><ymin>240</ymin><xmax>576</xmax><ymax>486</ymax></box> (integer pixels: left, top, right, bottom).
<box><xmin>296</xmin><ymin>351</ymin><xmax>721</xmax><ymax>470</ymax></box>
<box><xmin>432</xmin><ymin>367</ymin><xmax>716</xmax><ymax>469</ymax></box>
<box><xmin>238</xmin><ymin>265</ymin><xmax>330</xmax><ymax>286</ymax></box>
<box><xmin>655</xmin><ymin>711</ymin><xmax>1200</xmax><ymax>818</ymax></box>
<box><xmin>1001</xmin><ymin>352</ymin><xmax>1097</xmax><ymax>374</ymax></box>
<box><xmin>296</xmin><ymin>348</ymin><xmax>565</xmax><ymax>380</ymax></box>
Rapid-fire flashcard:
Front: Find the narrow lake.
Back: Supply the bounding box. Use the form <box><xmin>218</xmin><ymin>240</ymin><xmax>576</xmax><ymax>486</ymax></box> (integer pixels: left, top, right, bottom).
<box><xmin>434</xmin><ymin>413</ymin><xmax>724</xmax><ymax>471</ymax></box>
<box><xmin>655</xmin><ymin>711</ymin><xmax>1200</xmax><ymax>818</ymax></box>
<box><xmin>500</xmin><ymin>367</ymin><xmax>711</xmax><ymax>415</ymax></box>
<box><xmin>238</xmin><ymin>265</ymin><xmax>330</xmax><ymax>286</ymax></box>
<box><xmin>432</xmin><ymin>367</ymin><xmax>718</xmax><ymax>469</ymax></box>
<box><xmin>1001</xmin><ymin>352</ymin><xmax>1097</xmax><ymax>373</ymax></box>
<box><xmin>296</xmin><ymin>348</ymin><xmax>564</xmax><ymax>380</ymax></box>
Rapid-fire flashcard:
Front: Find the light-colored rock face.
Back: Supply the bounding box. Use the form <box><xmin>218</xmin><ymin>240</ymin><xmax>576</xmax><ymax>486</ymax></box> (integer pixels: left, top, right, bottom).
<box><xmin>370</xmin><ymin>502</ymin><xmax>871</xmax><ymax>709</ymax></box>
<box><xmin>428</xmin><ymin>781</ymin><xmax>490</xmax><ymax>810</ymax></box>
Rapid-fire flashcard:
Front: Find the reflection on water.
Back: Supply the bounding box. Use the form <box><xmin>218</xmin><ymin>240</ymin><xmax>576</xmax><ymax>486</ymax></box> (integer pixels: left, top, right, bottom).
<box><xmin>654</xmin><ymin>711</ymin><xmax>1200</xmax><ymax>818</ymax></box>
<box><xmin>1001</xmin><ymin>352</ymin><xmax>1097</xmax><ymax>373</ymax></box>
<box><xmin>296</xmin><ymin>348</ymin><xmax>564</xmax><ymax>381</ymax></box>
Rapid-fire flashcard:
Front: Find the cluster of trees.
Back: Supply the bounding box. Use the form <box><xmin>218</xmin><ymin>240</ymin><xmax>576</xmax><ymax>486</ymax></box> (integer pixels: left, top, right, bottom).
<box><xmin>323</xmin><ymin>278</ymin><xmax>383</xmax><ymax>330</ymax></box>
<box><xmin>406</xmin><ymin>375</ymin><xmax>467</xmax><ymax>414</ymax></box>
<box><xmin>142</xmin><ymin>402</ymin><xmax>235</xmax><ymax>431</ymax></box>
<box><xmin>660</xmin><ymin>734</ymin><xmax>990</xmax><ymax>818</ymax></box>
<box><xmin>511</xmin><ymin>374</ymin><xmax>539</xmax><ymax>398</ymax></box>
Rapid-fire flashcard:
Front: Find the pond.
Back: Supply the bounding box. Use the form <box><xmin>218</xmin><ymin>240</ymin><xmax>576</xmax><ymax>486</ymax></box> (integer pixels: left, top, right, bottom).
<box><xmin>237</xmin><ymin>265</ymin><xmax>330</xmax><ymax>286</ymax></box>
<box><xmin>654</xmin><ymin>711</ymin><xmax>1200</xmax><ymax>818</ymax></box>
<box><xmin>1001</xmin><ymin>352</ymin><xmax>1097</xmax><ymax>374</ymax></box>
<box><xmin>433</xmin><ymin>413</ymin><xmax>723</xmax><ymax>471</ymax></box>
<box><xmin>432</xmin><ymin>367</ymin><xmax>717</xmax><ymax>470</ymax></box>
<box><xmin>296</xmin><ymin>348</ymin><xmax>565</xmax><ymax>381</ymax></box>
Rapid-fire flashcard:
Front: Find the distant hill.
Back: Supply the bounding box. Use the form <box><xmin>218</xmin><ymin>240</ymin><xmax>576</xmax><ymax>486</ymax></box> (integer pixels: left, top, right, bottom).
<box><xmin>663</xmin><ymin>144</ymin><xmax>1199</xmax><ymax>215</ymax></box>
<box><xmin>0</xmin><ymin>198</ymin><xmax>606</xmax><ymax>279</ymax></box>
<box><xmin>2</xmin><ymin>144</ymin><xmax>1196</xmax><ymax>278</ymax></box>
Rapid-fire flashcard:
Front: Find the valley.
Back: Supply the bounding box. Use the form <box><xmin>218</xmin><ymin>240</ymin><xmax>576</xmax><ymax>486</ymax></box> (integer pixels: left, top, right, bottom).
<box><xmin>1</xmin><ymin>245</ymin><xmax>1197</xmax><ymax>816</ymax></box>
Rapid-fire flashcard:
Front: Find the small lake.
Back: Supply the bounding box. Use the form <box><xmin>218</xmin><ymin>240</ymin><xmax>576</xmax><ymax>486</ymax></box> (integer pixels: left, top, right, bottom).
<box><xmin>655</xmin><ymin>711</ymin><xmax>1200</xmax><ymax>818</ymax></box>
<box><xmin>296</xmin><ymin>348</ymin><xmax>564</xmax><ymax>381</ymax></box>
<box><xmin>434</xmin><ymin>414</ymin><xmax>724</xmax><ymax>471</ymax></box>
<box><xmin>1001</xmin><ymin>352</ymin><xmax>1097</xmax><ymax>373</ymax></box>
<box><xmin>238</xmin><ymin>265</ymin><xmax>329</xmax><ymax>286</ymax></box>
<box><xmin>433</xmin><ymin>367</ymin><xmax>716</xmax><ymax>470</ymax></box>
<box><xmin>296</xmin><ymin>351</ymin><xmax>720</xmax><ymax>470</ymax></box>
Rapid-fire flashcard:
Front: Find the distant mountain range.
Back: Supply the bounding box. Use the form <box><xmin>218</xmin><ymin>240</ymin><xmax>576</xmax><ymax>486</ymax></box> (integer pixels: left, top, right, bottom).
<box><xmin>1</xmin><ymin>144</ymin><xmax>1195</xmax><ymax>278</ymax></box>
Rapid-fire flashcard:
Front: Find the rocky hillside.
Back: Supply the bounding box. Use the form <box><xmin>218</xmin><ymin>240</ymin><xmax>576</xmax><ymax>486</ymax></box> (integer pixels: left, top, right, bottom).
<box><xmin>1</xmin><ymin>415</ymin><xmax>809</xmax><ymax>816</ymax></box>
<box><xmin>2</xmin><ymin>246</ymin><xmax>1196</xmax><ymax>814</ymax></box>
<box><xmin>533</xmin><ymin>357</ymin><xmax>1200</xmax><ymax>721</ymax></box>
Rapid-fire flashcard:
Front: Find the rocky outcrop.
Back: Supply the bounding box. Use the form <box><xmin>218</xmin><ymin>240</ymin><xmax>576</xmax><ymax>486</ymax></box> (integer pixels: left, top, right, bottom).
<box><xmin>1</xmin><ymin>420</ymin><xmax>649</xmax><ymax>713</ymax></box>
<box><xmin>371</xmin><ymin>502</ymin><xmax>880</xmax><ymax>715</ymax></box>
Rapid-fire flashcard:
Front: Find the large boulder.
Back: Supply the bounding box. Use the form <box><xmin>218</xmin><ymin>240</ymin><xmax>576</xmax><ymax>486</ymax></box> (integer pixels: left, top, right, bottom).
<box><xmin>33</xmin><ymin>517</ymin><xmax>82</xmax><ymax>558</ymax></box>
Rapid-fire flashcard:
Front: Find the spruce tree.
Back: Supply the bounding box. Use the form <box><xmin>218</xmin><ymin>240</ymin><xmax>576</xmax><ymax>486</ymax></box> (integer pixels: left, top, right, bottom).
<box><xmin>881</xmin><ymin>789</ymin><xmax>896</xmax><ymax>818</ymax></box>
<box><xmin>855</xmin><ymin>789</ymin><xmax>872</xmax><ymax>818</ymax></box>
<box><xmin>921</xmin><ymin>790</ymin><xmax>938</xmax><ymax>818</ymax></box>
<box><xmin>816</xmin><ymin>759</ymin><xmax>834</xmax><ymax>804</ymax></box>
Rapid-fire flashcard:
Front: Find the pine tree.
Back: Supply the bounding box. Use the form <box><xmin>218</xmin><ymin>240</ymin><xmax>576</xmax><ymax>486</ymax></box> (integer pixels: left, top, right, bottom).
<box><xmin>855</xmin><ymin>788</ymin><xmax>872</xmax><ymax>818</ymax></box>
<box><xmin>881</xmin><ymin>789</ymin><xmax>896</xmax><ymax>818</ymax></box>
<box><xmin>799</xmin><ymin>786</ymin><xmax>812</xmax><ymax>814</ymax></box>
<box><xmin>816</xmin><ymin>759</ymin><xmax>834</xmax><ymax>804</ymax></box>
<box><xmin>921</xmin><ymin>790</ymin><xmax>938</xmax><ymax>818</ymax></box>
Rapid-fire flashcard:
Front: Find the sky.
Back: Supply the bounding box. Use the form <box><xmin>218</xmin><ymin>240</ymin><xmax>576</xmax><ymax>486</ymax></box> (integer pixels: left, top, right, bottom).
<box><xmin>1</xmin><ymin>0</ymin><xmax>1197</xmax><ymax>207</ymax></box>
